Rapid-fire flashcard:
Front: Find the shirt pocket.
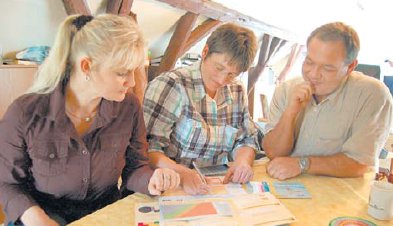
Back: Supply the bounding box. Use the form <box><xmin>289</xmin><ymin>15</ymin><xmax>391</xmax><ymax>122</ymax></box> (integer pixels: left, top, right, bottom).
<box><xmin>30</xmin><ymin>140</ymin><xmax>69</xmax><ymax>176</ymax></box>
<box><xmin>175</xmin><ymin>118</ymin><xmax>206</xmax><ymax>158</ymax></box>
<box><xmin>99</xmin><ymin>134</ymin><xmax>129</xmax><ymax>171</ymax></box>
<box><xmin>222</xmin><ymin>125</ymin><xmax>239</xmax><ymax>151</ymax></box>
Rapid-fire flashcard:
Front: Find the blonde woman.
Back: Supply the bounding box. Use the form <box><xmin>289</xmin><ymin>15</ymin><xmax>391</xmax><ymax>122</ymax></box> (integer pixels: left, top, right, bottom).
<box><xmin>0</xmin><ymin>14</ymin><xmax>179</xmax><ymax>226</ymax></box>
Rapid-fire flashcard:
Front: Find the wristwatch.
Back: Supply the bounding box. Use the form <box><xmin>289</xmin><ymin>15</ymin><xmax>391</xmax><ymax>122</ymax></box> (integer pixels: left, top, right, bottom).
<box><xmin>298</xmin><ymin>157</ymin><xmax>310</xmax><ymax>174</ymax></box>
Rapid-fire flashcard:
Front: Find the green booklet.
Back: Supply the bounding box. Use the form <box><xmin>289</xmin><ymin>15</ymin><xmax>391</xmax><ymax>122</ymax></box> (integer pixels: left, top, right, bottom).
<box><xmin>273</xmin><ymin>182</ymin><xmax>312</xmax><ymax>199</ymax></box>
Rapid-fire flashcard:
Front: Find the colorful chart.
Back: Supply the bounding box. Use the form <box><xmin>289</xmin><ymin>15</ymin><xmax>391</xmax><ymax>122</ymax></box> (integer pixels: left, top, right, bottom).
<box><xmin>329</xmin><ymin>216</ymin><xmax>377</xmax><ymax>226</ymax></box>
<box><xmin>161</xmin><ymin>202</ymin><xmax>218</xmax><ymax>220</ymax></box>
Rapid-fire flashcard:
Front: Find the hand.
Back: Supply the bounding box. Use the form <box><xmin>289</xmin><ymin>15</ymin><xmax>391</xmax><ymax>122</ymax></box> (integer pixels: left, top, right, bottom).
<box><xmin>267</xmin><ymin>157</ymin><xmax>301</xmax><ymax>180</ymax></box>
<box><xmin>287</xmin><ymin>82</ymin><xmax>313</xmax><ymax>114</ymax></box>
<box><xmin>21</xmin><ymin>206</ymin><xmax>59</xmax><ymax>226</ymax></box>
<box><xmin>179</xmin><ymin>168</ymin><xmax>209</xmax><ymax>195</ymax></box>
<box><xmin>148</xmin><ymin>168</ymin><xmax>180</xmax><ymax>195</ymax></box>
<box><xmin>223</xmin><ymin>161</ymin><xmax>253</xmax><ymax>184</ymax></box>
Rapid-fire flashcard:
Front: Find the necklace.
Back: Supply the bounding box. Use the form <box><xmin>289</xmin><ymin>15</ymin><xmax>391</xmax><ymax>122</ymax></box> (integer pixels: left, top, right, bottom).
<box><xmin>65</xmin><ymin>108</ymin><xmax>97</xmax><ymax>123</ymax></box>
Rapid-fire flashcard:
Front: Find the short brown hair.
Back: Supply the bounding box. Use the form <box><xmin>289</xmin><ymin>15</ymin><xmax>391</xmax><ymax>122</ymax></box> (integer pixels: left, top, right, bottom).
<box><xmin>206</xmin><ymin>23</ymin><xmax>257</xmax><ymax>72</ymax></box>
<box><xmin>307</xmin><ymin>22</ymin><xmax>360</xmax><ymax>64</ymax></box>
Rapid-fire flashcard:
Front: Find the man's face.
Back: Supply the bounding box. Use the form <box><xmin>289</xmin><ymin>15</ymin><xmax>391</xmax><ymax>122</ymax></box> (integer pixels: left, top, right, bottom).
<box><xmin>302</xmin><ymin>37</ymin><xmax>357</xmax><ymax>100</ymax></box>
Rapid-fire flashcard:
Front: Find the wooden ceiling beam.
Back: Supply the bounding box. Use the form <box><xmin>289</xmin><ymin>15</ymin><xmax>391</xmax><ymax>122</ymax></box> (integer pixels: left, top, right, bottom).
<box><xmin>106</xmin><ymin>0</ymin><xmax>122</xmax><ymax>14</ymax></box>
<box><xmin>62</xmin><ymin>0</ymin><xmax>91</xmax><ymax>15</ymax></box>
<box><xmin>155</xmin><ymin>0</ymin><xmax>297</xmax><ymax>41</ymax></box>
<box><xmin>180</xmin><ymin>19</ymin><xmax>222</xmax><ymax>57</ymax></box>
<box><xmin>156</xmin><ymin>12</ymin><xmax>199</xmax><ymax>76</ymax></box>
<box><xmin>119</xmin><ymin>0</ymin><xmax>134</xmax><ymax>15</ymax></box>
<box><xmin>106</xmin><ymin>0</ymin><xmax>134</xmax><ymax>15</ymax></box>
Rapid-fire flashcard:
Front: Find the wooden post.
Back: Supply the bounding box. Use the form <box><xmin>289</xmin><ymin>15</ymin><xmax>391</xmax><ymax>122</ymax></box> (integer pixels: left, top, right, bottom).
<box><xmin>62</xmin><ymin>0</ymin><xmax>91</xmax><ymax>15</ymax></box>
<box><xmin>155</xmin><ymin>12</ymin><xmax>199</xmax><ymax>77</ymax></box>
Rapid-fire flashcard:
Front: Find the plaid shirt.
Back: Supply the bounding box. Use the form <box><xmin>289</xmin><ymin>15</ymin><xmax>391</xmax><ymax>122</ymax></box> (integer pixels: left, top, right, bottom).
<box><xmin>143</xmin><ymin>62</ymin><xmax>260</xmax><ymax>167</ymax></box>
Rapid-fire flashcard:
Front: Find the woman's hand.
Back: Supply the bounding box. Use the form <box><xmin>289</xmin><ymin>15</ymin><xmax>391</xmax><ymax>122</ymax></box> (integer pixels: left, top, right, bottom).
<box><xmin>21</xmin><ymin>206</ymin><xmax>59</xmax><ymax>226</ymax></box>
<box><xmin>148</xmin><ymin>168</ymin><xmax>180</xmax><ymax>195</ymax></box>
<box><xmin>179</xmin><ymin>168</ymin><xmax>209</xmax><ymax>195</ymax></box>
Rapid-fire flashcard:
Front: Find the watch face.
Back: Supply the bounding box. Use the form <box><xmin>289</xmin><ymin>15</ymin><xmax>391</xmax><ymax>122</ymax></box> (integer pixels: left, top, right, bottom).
<box><xmin>299</xmin><ymin>158</ymin><xmax>309</xmax><ymax>173</ymax></box>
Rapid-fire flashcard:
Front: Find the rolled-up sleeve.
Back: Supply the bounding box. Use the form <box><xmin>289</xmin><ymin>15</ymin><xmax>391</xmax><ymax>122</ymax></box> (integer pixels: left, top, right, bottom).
<box><xmin>0</xmin><ymin>102</ymin><xmax>37</xmax><ymax>223</ymax></box>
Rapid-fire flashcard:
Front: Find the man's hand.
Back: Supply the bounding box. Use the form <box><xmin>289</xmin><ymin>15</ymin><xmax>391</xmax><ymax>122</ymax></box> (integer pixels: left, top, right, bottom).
<box><xmin>179</xmin><ymin>168</ymin><xmax>209</xmax><ymax>195</ymax></box>
<box><xmin>21</xmin><ymin>206</ymin><xmax>59</xmax><ymax>226</ymax></box>
<box><xmin>148</xmin><ymin>168</ymin><xmax>180</xmax><ymax>195</ymax></box>
<box><xmin>223</xmin><ymin>161</ymin><xmax>253</xmax><ymax>184</ymax></box>
<box><xmin>287</xmin><ymin>82</ymin><xmax>314</xmax><ymax>114</ymax></box>
<box><xmin>267</xmin><ymin>157</ymin><xmax>302</xmax><ymax>180</ymax></box>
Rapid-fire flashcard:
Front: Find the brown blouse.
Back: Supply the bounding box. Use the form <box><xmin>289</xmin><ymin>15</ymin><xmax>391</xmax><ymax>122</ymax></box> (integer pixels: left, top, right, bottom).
<box><xmin>0</xmin><ymin>85</ymin><xmax>154</xmax><ymax>224</ymax></box>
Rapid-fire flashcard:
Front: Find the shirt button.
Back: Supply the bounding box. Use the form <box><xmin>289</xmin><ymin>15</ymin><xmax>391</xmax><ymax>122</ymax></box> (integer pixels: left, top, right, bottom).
<box><xmin>82</xmin><ymin>178</ymin><xmax>88</xmax><ymax>183</ymax></box>
<box><xmin>49</xmin><ymin>153</ymin><xmax>55</xmax><ymax>159</ymax></box>
<box><xmin>82</xmin><ymin>149</ymin><xmax>88</xmax><ymax>155</ymax></box>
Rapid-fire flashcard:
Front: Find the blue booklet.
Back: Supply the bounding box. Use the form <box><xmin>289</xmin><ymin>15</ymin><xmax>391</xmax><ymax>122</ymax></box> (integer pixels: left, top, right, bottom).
<box><xmin>273</xmin><ymin>182</ymin><xmax>311</xmax><ymax>199</ymax></box>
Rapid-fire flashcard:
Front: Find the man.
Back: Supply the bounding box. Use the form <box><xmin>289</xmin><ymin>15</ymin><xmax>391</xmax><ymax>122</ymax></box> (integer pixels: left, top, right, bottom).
<box><xmin>143</xmin><ymin>23</ymin><xmax>261</xmax><ymax>195</ymax></box>
<box><xmin>263</xmin><ymin>22</ymin><xmax>392</xmax><ymax>180</ymax></box>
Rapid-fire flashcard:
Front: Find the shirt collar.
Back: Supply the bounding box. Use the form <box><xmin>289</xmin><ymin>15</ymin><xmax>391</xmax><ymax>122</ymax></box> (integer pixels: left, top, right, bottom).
<box><xmin>311</xmin><ymin>74</ymin><xmax>350</xmax><ymax>106</ymax></box>
<box><xmin>36</xmin><ymin>83</ymin><xmax>120</xmax><ymax>124</ymax></box>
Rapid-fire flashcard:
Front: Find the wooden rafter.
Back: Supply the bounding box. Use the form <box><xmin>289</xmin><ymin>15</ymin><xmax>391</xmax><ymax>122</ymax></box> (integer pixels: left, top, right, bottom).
<box><xmin>106</xmin><ymin>0</ymin><xmax>122</xmax><ymax>14</ymax></box>
<box><xmin>180</xmin><ymin>19</ymin><xmax>222</xmax><ymax>57</ymax></box>
<box><xmin>155</xmin><ymin>0</ymin><xmax>297</xmax><ymax>41</ymax></box>
<box><xmin>62</xmin><ymin>0</ymin><xmax>91</xmax><ymax>15</ymax></box>
<box><xmin>156</xmin><ymin>12</ymin><xmax>199</xmax><ymax>76</ymax></box>
<box><xmin>106</xmin><ymin>0</ymin><xmax>134</xmax><ymax>15</ymax></box>
<box><xmin>119</xmin><ymin>0</ymin><xmax>134</xmax><ymax>15</ymax></box>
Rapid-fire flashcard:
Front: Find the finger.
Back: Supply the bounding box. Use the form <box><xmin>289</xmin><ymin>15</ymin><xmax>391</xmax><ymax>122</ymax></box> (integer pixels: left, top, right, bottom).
<box><xmin>148</xmin><ymin>179</ymin><xmax>161</xmax><ymax>196</ymax></box>
<box><xmin>169</xmin><ymin>172</ymin><xmax>179</xmax><ymax>189</ymax></box>
<box><xmin>241</xmin><ymin>168</ymin><xmax>253</xmax><ymax>184</ymax></box>
<box><xmin>170</xmin><ymin>171</ymin><xmax>180</xmax><ymax>189</ymax></box>
<box><xmin>223</xmin><ymin>169</ymin><xmax>234</xmax><ymax>184</ymax></box>
<box><xmin>176</xmin><ymin>173</ymin><xmax>181</xmax><ymax>188</ymax></box>
<box><xmin>298</xmin><ymin>88</ymin><xmax>311</xmax><ymax>102</ymax></box>
<box><xmin>154</xmin><ymin>170</ymin><xmax>164</xmax><ymax>192</ymax></box>
<box><xmin>162</xmin><ymin>173</ymin><xmax>170</xmax><ymax>191</ymax></box>
<box><xmin>232</xmin><ymin>168</ymin><xmax>243</xmax><ymax>183</ymax></box>
<box><xmin>241</xmin><ymin>169</ymin><xmax>253</xmax><ymax>184</ymax></box>
<box><xmin>197</xmin><ymin>184</ymin><xmax>210</xmax><ymax>195</ymax></box>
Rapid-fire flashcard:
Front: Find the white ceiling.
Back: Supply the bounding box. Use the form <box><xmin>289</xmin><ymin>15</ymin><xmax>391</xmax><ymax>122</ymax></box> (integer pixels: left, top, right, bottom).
<box><xmin>89</xmin><ymin>0</ymin><xmax>393</xmax><ymax>64</ymax></box>
<box><xmin>215</xmin><ymin>0</ymin><xmax>393</xmax><ymax>64</ymax></box>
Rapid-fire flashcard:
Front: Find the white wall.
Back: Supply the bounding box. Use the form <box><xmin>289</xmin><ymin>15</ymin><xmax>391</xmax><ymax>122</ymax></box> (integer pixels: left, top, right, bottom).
<box><xmin>0</xmin><ymin>0</ymin><xmax>205</xmax><ymax>59</ymax></box>
<box><xmin>0</xmin><ymin>0</ymin><xmax>67</xmax><ymax>56</ymax></box>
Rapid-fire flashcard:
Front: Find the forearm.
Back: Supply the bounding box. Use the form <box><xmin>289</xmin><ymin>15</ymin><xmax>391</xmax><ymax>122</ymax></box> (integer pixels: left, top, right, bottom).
<box><xmin>308</xmin><ymin>153</ymin><xmax>368</xmax><ymax>178</ymax></box>
<box><xmin>148</xmin><ymin>152</ymin><xmax>190</xmax><ymax>174</ymax></box>
<box><xmin>21</xmin><ymin>205</ymin><xmax>59</xmax><ymax>226</ymax></box>
<box><xmin>234</xmin><ymin>147</ymin><xmax>255</xmax><ymax>166</ymax></box>
<box><xmin>263</xmin><ymin>109</ymin><xmax>298</xmax><ymax>158</ymax></box>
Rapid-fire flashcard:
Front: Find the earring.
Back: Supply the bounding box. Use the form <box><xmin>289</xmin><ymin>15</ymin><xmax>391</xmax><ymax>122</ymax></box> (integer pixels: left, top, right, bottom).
<box><xmin>85</xmin><ymin>74</ymin><xmax>90</xmax><ymax>81</ymax></box>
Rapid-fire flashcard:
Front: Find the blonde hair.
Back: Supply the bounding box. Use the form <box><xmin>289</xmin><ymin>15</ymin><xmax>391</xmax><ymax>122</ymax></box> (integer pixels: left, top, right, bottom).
<box><xmin>28</xmin><ymin>14</ymin><xmax>145</xmax><ymax>94</ymax></box>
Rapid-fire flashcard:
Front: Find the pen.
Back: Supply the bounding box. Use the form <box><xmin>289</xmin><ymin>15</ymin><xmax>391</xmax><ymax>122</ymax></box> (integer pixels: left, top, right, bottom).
<box><xmin>192</xmin><ymin>161</ymin><xmax>207</xmax><ymax>184</ymax></box>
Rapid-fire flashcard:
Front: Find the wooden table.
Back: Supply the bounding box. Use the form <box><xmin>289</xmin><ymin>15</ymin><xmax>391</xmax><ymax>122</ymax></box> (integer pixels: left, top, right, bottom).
<box><xmin>69</xmin><ymin>161</ymin><xmax>393</xmax><ymax>226</ymax></box>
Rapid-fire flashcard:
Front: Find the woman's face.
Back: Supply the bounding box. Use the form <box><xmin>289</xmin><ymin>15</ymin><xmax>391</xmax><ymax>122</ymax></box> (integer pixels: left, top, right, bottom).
<box><xmin>91</xmin><ymin>64</ymin><xmax>136</xmax><ymax>102</ymax></box>
<box><xmin>200</xmin><ymin>46</ymin><xmax>241</xmax><ymax>94</ymax></box>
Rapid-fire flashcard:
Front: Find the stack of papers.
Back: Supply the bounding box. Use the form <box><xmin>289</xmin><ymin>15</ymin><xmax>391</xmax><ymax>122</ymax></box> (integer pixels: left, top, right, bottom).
<box><xmin>135</xmin><ymin>191</ymin><xmax>296</xmax><ymax>226</ymax></box>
